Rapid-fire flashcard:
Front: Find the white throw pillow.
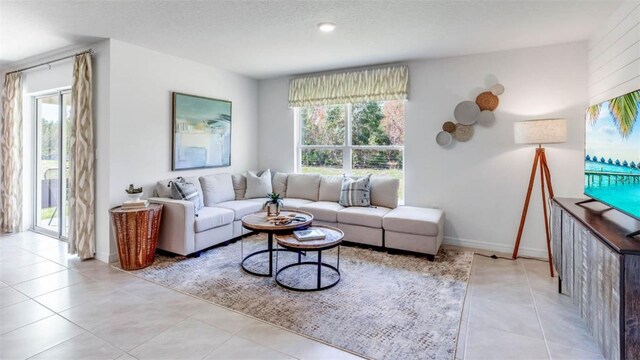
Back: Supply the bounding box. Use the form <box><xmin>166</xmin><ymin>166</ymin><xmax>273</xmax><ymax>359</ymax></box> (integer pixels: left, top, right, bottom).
<box><xmin>245</xmin><ymin>169</ymin><xmax>273</xmax><ymax>199</ymax></box>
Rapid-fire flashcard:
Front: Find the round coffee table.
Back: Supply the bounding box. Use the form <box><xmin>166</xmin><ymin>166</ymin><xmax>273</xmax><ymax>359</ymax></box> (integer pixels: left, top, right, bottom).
<box><xmin>274</xmin><ymin>225</ymin><xmax>344</xmax><ymax>291</ymax></box>
<box><xmin>240</xmin><ymin>210</ymin><xmax>313</xmax><ymax>277</ymax></box>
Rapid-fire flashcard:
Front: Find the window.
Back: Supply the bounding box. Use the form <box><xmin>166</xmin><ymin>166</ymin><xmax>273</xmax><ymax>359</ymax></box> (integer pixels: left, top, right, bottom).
<box><xmin>297</xmin><ymin>100</ymin><xmax>404</xmax><ymax>198</ymax></box>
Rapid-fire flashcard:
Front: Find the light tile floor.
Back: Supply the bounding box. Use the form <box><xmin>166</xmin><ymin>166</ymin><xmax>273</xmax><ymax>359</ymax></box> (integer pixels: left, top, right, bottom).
<box><xmin>0</xmin><ymin>231</ymin><xmax>602</xmax><ymax>360</ymax></box>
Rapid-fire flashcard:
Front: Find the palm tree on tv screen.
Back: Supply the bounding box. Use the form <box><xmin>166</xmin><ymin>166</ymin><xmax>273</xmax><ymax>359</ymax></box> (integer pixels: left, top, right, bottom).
<box><xmin>587</xmin><ymin>90</ymin><xmax>640</xmax><ymax>138</ymax></box>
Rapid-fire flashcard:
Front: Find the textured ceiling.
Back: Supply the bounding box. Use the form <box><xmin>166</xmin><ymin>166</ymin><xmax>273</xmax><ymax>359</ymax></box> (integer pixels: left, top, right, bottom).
<box><xmin>0</xmin><ymin>0</ymin><xmax>624</xmax><ymax>79</ymax></box>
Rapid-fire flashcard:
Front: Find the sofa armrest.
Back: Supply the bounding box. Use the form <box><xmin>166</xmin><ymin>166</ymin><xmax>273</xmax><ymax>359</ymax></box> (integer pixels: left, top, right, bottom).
<box><xmin>149</xmin><ymin>197</ymin><xmax>196</xmax><ymax>256</ymax></box>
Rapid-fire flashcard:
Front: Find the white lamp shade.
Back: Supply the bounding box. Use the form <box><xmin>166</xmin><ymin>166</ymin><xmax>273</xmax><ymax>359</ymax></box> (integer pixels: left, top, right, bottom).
<box><xmin>513</xmin><ymin>118</ymin><xmax>567</xmax><ymax>145</ymax></box>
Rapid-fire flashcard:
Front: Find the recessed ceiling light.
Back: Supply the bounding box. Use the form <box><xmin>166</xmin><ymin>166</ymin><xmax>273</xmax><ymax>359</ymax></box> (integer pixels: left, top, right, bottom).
<box><xmin>317</xmin><ymin>22</ymin><xmax>336</xmax><ymax>32</ymax></box>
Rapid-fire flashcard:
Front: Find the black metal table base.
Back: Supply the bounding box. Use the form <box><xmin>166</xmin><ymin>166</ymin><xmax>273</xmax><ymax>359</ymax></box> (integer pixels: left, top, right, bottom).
<box><xmin>241</xmin><ymin>233</ymin><xmax>301</xmax><ymax>277</ymax></box>
<box><xmin>275</xmin><ymin>246</ymin><xmax>341</xmax><ymax>292</ymax></box>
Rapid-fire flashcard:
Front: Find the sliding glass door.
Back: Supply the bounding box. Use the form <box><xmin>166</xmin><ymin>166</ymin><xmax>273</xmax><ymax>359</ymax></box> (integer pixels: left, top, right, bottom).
<box><xmin>34</xmin><ymin>90</ymin><xmax>71</xmax><ymax>239</ymax></box>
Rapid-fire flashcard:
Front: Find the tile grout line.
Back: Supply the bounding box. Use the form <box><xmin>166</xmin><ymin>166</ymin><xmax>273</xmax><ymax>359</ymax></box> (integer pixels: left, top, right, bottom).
<box><xmin>24</xmin><ymin>330</ymin><xmax>90</xmax><ymax>360</ymax></box>
<box><xmin>522</xmin><ymin>261</ymin><xmax>553</xmax><ymax>360</ymax></box>
<box><xmin>3</xmin><ymin>242</ymin><xmax>137</xmax><ymax>359</ymax></box>
<box><xmin>461</xmin><ymin>256</ymin><xmax>476</xmax><ymax>360</ymax></box>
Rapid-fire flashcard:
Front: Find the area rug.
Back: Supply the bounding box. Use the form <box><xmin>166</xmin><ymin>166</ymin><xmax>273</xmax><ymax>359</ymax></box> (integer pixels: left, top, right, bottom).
<box><xmin>128</xmin><ymin>235</ymin><xmax>473</xmax><ymax>360</ymax></box>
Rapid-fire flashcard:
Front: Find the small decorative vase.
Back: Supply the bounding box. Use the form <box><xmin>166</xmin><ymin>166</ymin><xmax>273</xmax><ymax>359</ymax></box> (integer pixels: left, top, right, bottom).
<box><xmin>266</xmin><ymin>202</ymin><xmax>281</xmax><ymax>216</ymax></box>
<box><xmin>127</xmin><ymin>192</ymin><xmax>143</xmax><ymax>202</ymax></box>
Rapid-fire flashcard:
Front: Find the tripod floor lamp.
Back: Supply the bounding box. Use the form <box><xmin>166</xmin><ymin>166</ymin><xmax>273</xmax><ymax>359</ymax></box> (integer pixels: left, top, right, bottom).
<box><xmin>512</xmin><ymin>118</ymin><xmax>567</xmax><ymax>277</ymax></box>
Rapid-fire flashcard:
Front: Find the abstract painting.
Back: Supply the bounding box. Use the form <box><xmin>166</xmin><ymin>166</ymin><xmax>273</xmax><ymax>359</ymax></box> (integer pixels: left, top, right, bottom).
<box><xmin>172</xmin><ymin>92</ymin><xmax>231</xmax><ymax>170</ymax></box>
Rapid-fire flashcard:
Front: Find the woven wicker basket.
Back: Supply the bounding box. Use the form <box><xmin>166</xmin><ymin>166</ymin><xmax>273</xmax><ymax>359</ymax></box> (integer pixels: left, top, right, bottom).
<box><xmin>476</xmin><ymin>91</ymin><xmax>499</xmax><ymax>111</ymax></box>
<box><xmin>442</xmin><ymin>121</ymin><xmax>457</xmax><ymax>133</ymax></box>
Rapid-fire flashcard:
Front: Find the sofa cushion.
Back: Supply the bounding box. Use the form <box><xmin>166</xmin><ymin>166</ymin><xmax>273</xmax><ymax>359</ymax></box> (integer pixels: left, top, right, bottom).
<box><xmin>371</xmin><ymin>176</ymin><xmax>400</xmax><ymax>209</ymax></box>
<box><xmin>200</xmin><ymin>173</ymin><xmax>235</xmax><ymax>206</ymax></box>
<box><xmin>214</xmin><ymin>200</ymin><xmax>264</xmax><ymax>221</ymax></box>
<box><xmin>272</xmin><ymin>172</ymin><xmax>288</xmax><ymax>198</ymax></box>
<box><xmin>281</xmin><ymin>198</ymin><xmax>313</xmax><ymax>211</ymax></box>
<box><xmin>246</xmin><ymin>169</ymin><xmax>273</xmax><ymax>199</ymax></box>
<box><xmin>194</xmin><ymin>207</ymin><xmax>235</xmax><ymax>233</ymax></box>
<box><xmin>299</xmin><ymin>201</ymin><xmax>345</xmax><ymax>223</ymax></box>
<box><xmin>339</xmin><ymin>174</ymin><xmax>372</xmax><ymax>207</ymax></box>
<box><xmin>337</xmin><ymin>206</ymin><xmax>391</xmax><ymax>228</ymax></box>
<box><xmin>383</xmin><ymin>206</ymin><xmax>443</xmax><ymax>237</ymax></box>
<box><xmin>231</xmin><ymin>173</ymin><xmax>247</xmax><ymax>200</ymax></box>
<box><xmin>156</xmin><ymin>176</ymin><xmax>204</xmax><ymax>209</ymax></box>
<box><xmin>286</xmin><ymin>174</ymin><xmax>321</xmax><ymax>201</ymax></box>
<box><xmin>319</xmin><ymin>175</ymin><xmax>342</xmax><ymax>202</ymax></box>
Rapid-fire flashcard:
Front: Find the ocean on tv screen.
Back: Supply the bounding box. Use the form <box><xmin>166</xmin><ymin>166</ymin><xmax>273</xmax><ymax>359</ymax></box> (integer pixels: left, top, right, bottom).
<box><xmin>584</xmin><ymin>89</ymin><xmax>640</xmax><ymax>220</ymax></box>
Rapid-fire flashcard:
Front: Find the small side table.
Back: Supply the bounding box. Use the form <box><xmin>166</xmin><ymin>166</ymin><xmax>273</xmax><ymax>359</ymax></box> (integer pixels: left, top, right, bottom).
<box><xmin>275</xmin><ymin>225</ymin><xmax>343</xmax><ymax>291</ymax></box>
<box><xmin>109</xmin><ymin>204</ymin><xmax>163</xmax><ymax>270</ymax></box>
<box><xmin>240</xmin><ymin>210</ymin><xmax>313</xmax><ymax>277</ymax></box>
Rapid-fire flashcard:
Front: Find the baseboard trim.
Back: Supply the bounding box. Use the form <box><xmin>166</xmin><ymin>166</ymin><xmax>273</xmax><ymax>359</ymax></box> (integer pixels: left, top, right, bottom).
<box><xmin>96</xmin><ymin>251</ymin><xmax>119</xmax><ymax>264</ymax></box>
<box><xmin>443</xmin><ymin>236</ymin><xmax>548</xmax><ymax>259</ymax></box>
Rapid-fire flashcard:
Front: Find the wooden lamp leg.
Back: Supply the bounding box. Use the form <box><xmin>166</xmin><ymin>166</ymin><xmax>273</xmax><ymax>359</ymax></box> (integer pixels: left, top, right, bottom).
<box><xmin>513</xmin><ymin>148</ymin><xmax>541</xmax><ymax>259</ymax></box>
<box><xmin>539</xmin><ymin>150</ymin><xmax>554</xmax><ymax>277</ymax></box>
<box><xmin>512</xmin><ymin>146</ymin><xmax>556</xmax><ymax>277</ymax></box>
<box><xmin>540</xmin><ymin>151</ymin><xmax>555</xmax><ymax>198</ymax></box>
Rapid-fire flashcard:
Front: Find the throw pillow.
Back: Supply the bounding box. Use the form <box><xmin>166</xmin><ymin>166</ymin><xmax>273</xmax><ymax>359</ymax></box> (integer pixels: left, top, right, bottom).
<box><xmin>339</xmin><ymin>174</ymin><xmax>372</xmax><ymax>207</ymax></box>
<box><xmin>156</xmin><ymin>176</ymin><xmax>204</xmax><ymax>209</ymax></box>
<box><xmin>169</xmin><ymin>177</ymin><xmax>203</xmax><ymax>213</ymax></box>
<box><xmin>245</xmin><ymin>169</ymin><xmax>273</xmax><ymax>199</ymax></box>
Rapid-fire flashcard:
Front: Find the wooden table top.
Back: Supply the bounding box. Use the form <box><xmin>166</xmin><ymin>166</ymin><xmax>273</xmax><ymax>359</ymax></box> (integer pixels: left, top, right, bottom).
<box><xmin>275</xmin><ymin>225</ymin><xmax>344</xmax><ymax>249</ymax></box>
<box><xmin>110</xmin><ymin>203</ymin><xmax>162</xmax><ymax>213</ymax></box>
<box><xmin>241</xmin><ymin>210</ymin><xmax>313</xmax><ymax>231</ymax></box>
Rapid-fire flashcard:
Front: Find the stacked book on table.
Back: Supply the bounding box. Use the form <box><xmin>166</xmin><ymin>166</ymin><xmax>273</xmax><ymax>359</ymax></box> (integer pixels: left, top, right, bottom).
<box><xmin>293</xmin><ymin>229</ymin><xmax>326</xmax><ymax>241</ymax></box>
<box><xmin>122</xmin><ymin>200</ymin><xmax>149</xmax><ymax>209</ymax></box>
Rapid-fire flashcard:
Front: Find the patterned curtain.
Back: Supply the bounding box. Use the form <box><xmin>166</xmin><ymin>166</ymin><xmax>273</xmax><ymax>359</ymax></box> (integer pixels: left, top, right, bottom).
<box><xmin>68</xmin><ymin>53</ymin><xmax>95</xmax><ymax>259</ymax></box>
<box><xmin>1</xmin><ymin>73</ymin><xmax>23</xmax><ymax>233</ymax></box>
<box><xmin>288</xmin><ymin>65</ymin><xmax>408</xmax><ymax>107</ymax></box>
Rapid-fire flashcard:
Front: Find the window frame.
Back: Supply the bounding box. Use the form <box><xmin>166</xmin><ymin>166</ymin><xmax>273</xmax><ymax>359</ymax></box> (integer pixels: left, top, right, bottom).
<box><xmin>295</xmin><ymin>102</ymin><xmax>405</xmax><ymax>197</ymax></box>
<box><xmin>32</xmin><ymin>89</ymin><xmax>72</xmax><ymax>241</ymax></box>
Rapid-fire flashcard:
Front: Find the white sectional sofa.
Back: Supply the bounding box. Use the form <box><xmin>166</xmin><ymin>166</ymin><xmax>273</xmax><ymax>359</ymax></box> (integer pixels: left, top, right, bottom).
<box><xmin>149</xmin><ymin>172</ymin><xmax>444</xmax><ymax>260</ymax></box>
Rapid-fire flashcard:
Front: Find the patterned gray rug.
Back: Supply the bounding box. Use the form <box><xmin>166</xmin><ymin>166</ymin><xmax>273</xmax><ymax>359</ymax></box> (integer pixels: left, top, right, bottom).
<box><xmin>128</xmin><ymin>235</ymin><xmax>473</xmax><ymax>360</ymax></box>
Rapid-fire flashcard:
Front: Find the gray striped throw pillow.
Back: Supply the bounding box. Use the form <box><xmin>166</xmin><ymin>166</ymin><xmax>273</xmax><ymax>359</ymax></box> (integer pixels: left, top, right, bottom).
<box><xmin>169</xmin><ymin>177</ymin><xmax>203</xmax><ymax>214</ymax></box>
<box><xmin>339</xmin><ymin>174</ymin><xmax>372</xmax><ymax>207</ymax></box>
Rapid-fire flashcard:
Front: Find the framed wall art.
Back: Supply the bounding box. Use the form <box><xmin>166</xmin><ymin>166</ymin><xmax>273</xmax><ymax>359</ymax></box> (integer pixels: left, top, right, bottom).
<box><xmin>172</xmin><ymin>92</ymin><xmax>232</xmax><ymax>170</ymax></box>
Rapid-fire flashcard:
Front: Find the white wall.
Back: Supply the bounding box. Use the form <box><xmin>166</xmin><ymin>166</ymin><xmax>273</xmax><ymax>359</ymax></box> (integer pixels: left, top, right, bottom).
<box><xmin>96</xmin><ymin>40</ymin><xmax>259</xmax><ymax>262</ymax></box>
<box><xmin>258</xmin><ymin>77</ymin><xmax>295</xmax><ymax>172</ymax></box>
<box><xmin>258</xmin><ymin>42</ymin><xmax>589</xmax><ymax>257</ymax></box>
<box><xmin>92</xmin><ymin>40</ymin><xmax>112</xmax><ymax>262</ymax></box>
<box><xmin>588</xmin><ymin>1</ymin><xmax>640</xmax><ymax>104</ymax></box>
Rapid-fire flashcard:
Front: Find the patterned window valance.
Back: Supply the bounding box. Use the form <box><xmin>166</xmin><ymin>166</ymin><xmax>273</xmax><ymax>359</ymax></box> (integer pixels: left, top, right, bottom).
<box><xmin>288</xmin><ymin>65</ymin><xmax>408</xmax><ymax>107</ymax></box>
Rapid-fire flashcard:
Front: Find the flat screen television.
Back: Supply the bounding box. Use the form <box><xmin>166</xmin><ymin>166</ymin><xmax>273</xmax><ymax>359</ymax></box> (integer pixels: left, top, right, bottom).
<box><xmin>584</xmin><ymin>89</ymin><xmax>640</xmax><ymax>220</ymax></box>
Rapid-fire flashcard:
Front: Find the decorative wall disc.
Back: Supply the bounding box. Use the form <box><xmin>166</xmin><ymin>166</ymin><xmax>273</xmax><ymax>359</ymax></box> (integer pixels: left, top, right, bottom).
<box><xmin>453</xmin><ymin>124</ymin><xmax>474</xmax><ymax>142</ymax></box>
<box><xmin>436</xmin><ymin>80</ymin><xmax>504</xmax><ymax>147</ymax></box>
<box><xmin>454</xmin><ymin>101</ymin><xmax>480</xmax><ymax>125</ymax></box>
<box><xmin>477</xmin><ymin>110</ymin><xmax>496</xmax><ymax>127</ymax></box>
<box><xmin>436</xmin><ymin>131</ymin><xmax>453</xmax><ymax>147</ymax></box>
<box><xmin>476</xmin><ymin>92</ymin><xmax>499</xmax><ymax>111</ymax></box>
<box><xmin>490</xmin><ymin>83</ymin><xmax>505</xmax><ymax>96</ymax></box>
<box><xmin>442</xmin><ymin>121</ymin><xmax>457</xmax><ymax>133</ymax></box>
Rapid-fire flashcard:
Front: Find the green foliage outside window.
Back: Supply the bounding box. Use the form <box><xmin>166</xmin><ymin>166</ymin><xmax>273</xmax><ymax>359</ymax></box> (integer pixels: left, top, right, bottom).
<box><xmin>300</xmin><ymin>101</ymin><xmax>404</xmax><ymax>171</ymax></box>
